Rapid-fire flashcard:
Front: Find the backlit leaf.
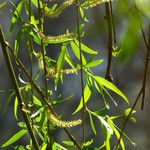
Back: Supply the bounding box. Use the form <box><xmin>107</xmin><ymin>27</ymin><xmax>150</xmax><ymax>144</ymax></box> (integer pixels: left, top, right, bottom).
<box><xmin>74</xmin><ymin>39</ymin><xmax>98</xmax><ymax>54</ymax></box>
<box><xmin>92</xmin><ymin>75</ymin><xmax>128</xmax><ymax>103</ymax></box>
<box><xmin>1</xmin><ymin>129</ymin><xmax>28</xmax><ymax>148</ymax></box>
<box><xmin>73</xmin><ymin>82</ymin><xmax>91</xmax><ymax>114</ymax></box>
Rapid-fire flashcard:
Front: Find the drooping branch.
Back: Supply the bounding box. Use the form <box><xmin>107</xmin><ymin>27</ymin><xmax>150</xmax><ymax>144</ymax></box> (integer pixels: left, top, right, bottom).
<box><xmin>105</xmin><ymin>2</ymin><xmax>113</xmax><ymax>82</ymax></box>
<box><xmin>0</xmin><ymin>27</ymin><xmax>40</xmax><ymax>150</ymax></box>
<box><xmin>114</xmin><ymin>24</ymin><xmax>150</xmax><ymax>150</ymax></box>
<box><xmin>2</xmin><ymin>33</ymin><xmax>81</xmax><ymax>150</ymax></box>
<box><xmin>76</xmin><ymin>0</ymin><xmax>86</xmax><ymax>143</ymax></box>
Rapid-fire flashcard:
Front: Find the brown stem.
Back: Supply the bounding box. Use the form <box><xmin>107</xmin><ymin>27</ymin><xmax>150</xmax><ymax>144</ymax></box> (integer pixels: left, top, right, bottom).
<box><xmin>0</xmin><ymin>27</ymin><xmax>40</xmax><ymax>150</ymax></box>
<box><xmin>114</xmin><ymin>24</ymin><xmax>150</xmax><ymax>150</ymax></box>
<box><xmin>76</xmin><ymin>0</ymin><xmax>86</xmax><ymax>143</ymax></box>
<box><xmin>105</xmin><ymin>2</ymin><xmax>113</xmax><ymax>82</ymax></box>
<box><xmin>5</xmin><ymin>38</ymin><xmax>81</xmax><ymax>150</ymax></box>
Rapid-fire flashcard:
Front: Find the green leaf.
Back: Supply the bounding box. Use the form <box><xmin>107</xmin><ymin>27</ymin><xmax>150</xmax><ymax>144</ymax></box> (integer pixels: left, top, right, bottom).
<box><xmin>85</xmin><ymin>59</ymin><xmax>103</xmax><ymax>68</ymax></box>
<box><xmin>88</xmin><ymin>109</ymin><xmax>113</xmax><ymax>135</ymax></box>
<box><xmin>57</xmin><ymin>44</ymin><xmax>66</xmax><ymax>72</ymax></box>
<box><xmin>124</xmin><ymin>108</ymin><xmax>136</xmax><ymax>116</ymax></box>
<box><xmin>70</xmin><ymin>41</ymin><xmax>87</xmax><ymax>65</ymax></box>
<box><xmin>2</xmin><ymin>91</ymin><xmax>15</xmax><ymax>116</ymax></box>
<box><xmin>97</xmin><ymin>115</ymin><xmax>113</xmax><ymax>135</ymax></box>
<box><xmin>65</xmin><ymin>54</ymin><xmax>76</xmax><ymax>68</ymax></box>
<box><xmin>92</xmin><ymin>75</ymin><xmax>128</xmax><ymax>103</ymax></box>
<box><xmin>9</xmin><ymin>1</ymin><xmax>24</xmax><ymax>34</ymax></box>
<box><xmin>108</xmin><ymin>119</ymin><xmax>125</xmax><ymax>150</ymax></box>
<box><xmin>1</xmin><ymin>129</ymin><xmax>28</xmax><ymax>148</ymax></box>
<box><xmin>73</xmin><ymin>82</ymin><xmax>91</xmax><ymax>114</ymax></box>
<box><xmin>33</xmin><ymin>95</ymin><xmax>42</xmax><ymax>106</ymax></box>
<box><xmin>89</xmin><ymin>112</ymin><xmax>97</xmax><ymax>135</ymax></box>
<box><xmin>14</xmin><ymin>97</ymin><xmax>18</xmax><ymax>120</ymax></box>
<box><xmin>94</xmin><ymin>106</ymin><xmax>109</xmax><ymax>117</ymax></box>
<box><xmin>74</xmin><ymin>39</ymin><xmax>98</xmax><ymax>54</ymax></box>
<box><xmin>14</xmin><ymin>25</ymin><xmax>26</xmax><ymax>57</ymax></box>
<box><xmin>41</xmin><ymin>143</ymin><xmax>47</xmax><ymax>150</ymax></box>
<box><xmin>62</xmin><ymin>141</ymin><xmax>74</xmax><ymax>147</ymax></box>
<box><xmin>53</xmin><ymin>142</ymin><xmax>68</xmax><ymax>150</ymax></box>
<box><xmin>83</xmin><ymin>139</ymin><xmax>93</xmax><ymax>147</ymax></box>
<box><xmin>0</xmin><ymin>1</ymin><xmax>7</xmax><ymax>8</ymax></box>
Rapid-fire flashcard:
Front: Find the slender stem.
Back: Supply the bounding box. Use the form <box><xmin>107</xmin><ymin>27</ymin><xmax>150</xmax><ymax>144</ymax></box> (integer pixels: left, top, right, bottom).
<box><xmin>0</xmin><ymin>27</ymin><xmax>40</xmax><ymax>150</ymax></box>
<box><xmin>105</xmin><ymin>2</ymin><xmax>113</xmax><ymax>82</ymax></box>
<box><xmin>28</xmin><ymin>0</ymin><xmax>34</xmax><ymax>148</ymax></box>
<box><xmin>37</xmin><ymin>0</ymin><xmax>52</xmax><ymax>148</ymax></box>
<box><xmin>76</xmin><ymin>0</ymin><xmax>86</xmax><ymax>143</ymax></box>
<box><xmin>141</xmin><ymin>24</ymin><xmax>150</xmax><ymax>110</ymax></box>
<box><xmin>64</xmin><ymin>128</ymin><xmax>81</xmax><ymax>150</ymax></box>
<box><xmin>109</xmin><ymin>1</ymin><xmax>116</xmax><ymax>44</ymax></box>
<box><xmin>114</xmin><ymin>24</ymin><xmax>150</xmax><ymax>150</ymax></box>
<box><xmin>5</xmin><ymin>28</ymin><xmax>82</xmax><ymax>150</ymax></box>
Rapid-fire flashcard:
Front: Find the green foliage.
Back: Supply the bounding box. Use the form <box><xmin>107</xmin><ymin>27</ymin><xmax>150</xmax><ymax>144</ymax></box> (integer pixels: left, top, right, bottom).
<box><xmin>1</xmin><ymin>0</ymin><xmax>145</xmax><ymax>149</ymax></box>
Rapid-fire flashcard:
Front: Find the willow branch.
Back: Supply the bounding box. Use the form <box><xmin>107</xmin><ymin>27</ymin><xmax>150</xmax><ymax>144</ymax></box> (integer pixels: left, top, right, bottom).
<box><xmin>4</xmin><ymin>37</ymin><xmax>81</xmax><ymax>150</ymax></box>
<box><xmin>114</xmin><ymin>24</ymin><xmax>150</xmax><ymax>150</ymax></box>
<box><xmin>105</xmin><ymin>2</ymin><xmax>113</xmax><ymax>82</ymax></box>
<box><xmin>76</xmin><ymin>0</ymin><xmax>86</xmax><ymax>143</ymax></box>
<box><xmin>0</xmin><ymin>27</ymin><xmax>40</xmax><ymax>150</ymax></box>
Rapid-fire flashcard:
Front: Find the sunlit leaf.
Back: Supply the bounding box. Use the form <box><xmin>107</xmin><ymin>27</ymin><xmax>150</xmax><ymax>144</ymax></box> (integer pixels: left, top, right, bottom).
<box><xmin>74</xmin><ymin>39</ymin><xmax>98</xmax><ymax>55</ymax></box>
<box><xmin>62</xmin><ymin>140</ymin><xmax>74</xmax><ymax>147</ymax></box>
<box><xmin>92</xmin><ymin>75</ymin><xmax>128</xmax><ymax>103</ymax></box>
<box><xmin>124</xmin><ymin>108</ymin><xmax>136</xmax><ymax>116</ymax></box>
<box><xmin>85</xmin><ymin>59</ymin><xmax>103</xmax><ymax>68</ymax></box>
<box><xmin>14</xmin><ymin>97</ymin><xmax>18</xmax><ymax>120</ymax></box>
<box><xmin>41</xmin><ymin>143</ymin><xmax>47</xmax><ymax>150</ymax></box>
<box><xmin>73</xmin><ymin>82</ymin><xmax>92</xmax><ymax>114</ymax></box>
<box><xmin>108</xmin><ymin>119</ymin><xmax>125</xmax><ymax>150</ymax></box>
<box><xmin>0</xmin><ymin>1</ymin><xmax>7</xmax><ymax>8</ymax></box>
<box><xmin>33</xmin><ymin>95</ymin><xmax>42</xmax><ymax>106</ymax></box>
<box><xmin>70</xmin><ymin>41</ymin><xmax>87</xmax><ymax>65</ymax></box>
<box><xmin>83</xmin><ymin>139</ymin><xmax>94</xmax><ymax>147</ymax></box>
<box><xmin>89</xmin><ymin>112</ymin><xmax>97</xmax><ymax>135</ymax></box>
<box><xmin>9</xmin><ymin>1</ymin><xmax>24</xmax><ymax>34</ymax></box>
<box><xmin>1</xmin><ymin>129</ymin><xmax>28</xmax><ymax>148</ymax></box>
<box><xmin>53</xmin><ymin>142</ymin><xmax>68</xmax><ymax>150</ymax></box>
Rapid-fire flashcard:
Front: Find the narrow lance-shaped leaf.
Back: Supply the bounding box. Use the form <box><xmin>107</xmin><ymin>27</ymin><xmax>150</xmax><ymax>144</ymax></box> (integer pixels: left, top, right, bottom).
<box><xmin>1</xmin><ymin>129</ymin><xmax>28</xmax><ymax>148</ymax></box>
<box><xmin>14</xmin><ymin>97</ymin><xmax>18</xmax><ymax>120</ymax></box>
<box><xmin>9</xmin><ymin>1</ymin><xmax>24</xmax><ymax>34</ymax></box>
<box><xmin>92</xmin><ymin>75</ymin><xmax>128</xmax><ymax>103</ymax></box>
<box><xmin>73</xmin><ymin>82</ymin><xmax>92</xmax><ymax>114</ymax></box>
<box><xmin>108</xmin><ymin>119</ymin><xmax>125</xmax><ymax>150</ymax></box>
<box><xmin>88</xmin><ymin>109</ymin><xmax>113</xmax><ymax>135</ymax></box>
<box><xmin>85</xmin><ymin>59</ymin><xmax>103</xmax><ymax>68</ymax></box>
<box><xmin>88</xmin><ymin>112</ymin><xmax>97</xmax><ymax>135</ymax></box>
<box><xmin>70</xmin><ymin>41</ymin><xmax>87</xmax><ymax>65</ymax></box>
<box><xmin>3</xmin><ymin>91</ymin><xmax>15</xmax><ymax>116</ymax></box>
<box><xmin>74</xmin><ymin>39</ymin><xmax>98</xmax><ymax>54</ymax></box>
<box><xmin>65</xmin><ymin>53</ymin><xmax>76</xmax><ymax>68</ymax></box>
<box><xmin>0</xmin><ymin>1</ymin><xmax>7</xmax><ymax>8</ymax></box>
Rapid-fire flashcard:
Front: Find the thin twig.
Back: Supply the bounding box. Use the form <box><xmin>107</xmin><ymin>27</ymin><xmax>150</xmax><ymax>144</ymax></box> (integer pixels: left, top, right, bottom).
<box><xmin>109</xmin><ymin>1</ymin><xmax>116</xmax><ymax>43</ymax></box>
<box><xmin>105</xmin><ymin>2</ymin><xmax>113</xmax><ymax>82</ymax></box>
<box><xmin>38</xmin><ymin>0</ymin><xmax>52</xmax><ymax>148</ymax></box>
<box><xmin>28</xmin><ymin>0</ymin><xmax>34</xmax><ymax>148</ymax></box>
<box><xmin>0</xmin><ymin>27</ymin><xmax>40</xmax><ymax>150</ymax></box>
<box><xmin>5</xmin><ymin>38</ymin><xmax>81</xmax><ymax>150</ymax></box>
<box><xmin>114</xmin><ymin>24</ymin><xmax>150</xmax><ymax>150</ymax></box>
<box><xmin>76</xmin><ymin>0</ymin><xmax>86</xmax><ymax>143</ymax></box>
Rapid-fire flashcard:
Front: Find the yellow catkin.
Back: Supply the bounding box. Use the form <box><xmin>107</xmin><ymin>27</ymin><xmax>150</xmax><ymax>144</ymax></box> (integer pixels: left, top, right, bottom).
<box><xmin>45</xmin><ymin>0</ymin><xmax>76</xmax><ymax>18</ymax></box>
<box><xmin>81</xmin><ymin>0</ymin><xmax>113</xmax><ymax>9</ymax></box>
<box><xmin>47</xmin><ymin>109</ymin><xmax>82</xmax><ymax>127</ymax></box>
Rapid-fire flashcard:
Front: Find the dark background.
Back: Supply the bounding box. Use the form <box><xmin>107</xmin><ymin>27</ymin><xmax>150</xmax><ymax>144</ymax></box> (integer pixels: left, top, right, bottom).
<box><xmin>0</xmin><ymin>0</ymin><xmax>150</xmax><ymax>149</ymax></box>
